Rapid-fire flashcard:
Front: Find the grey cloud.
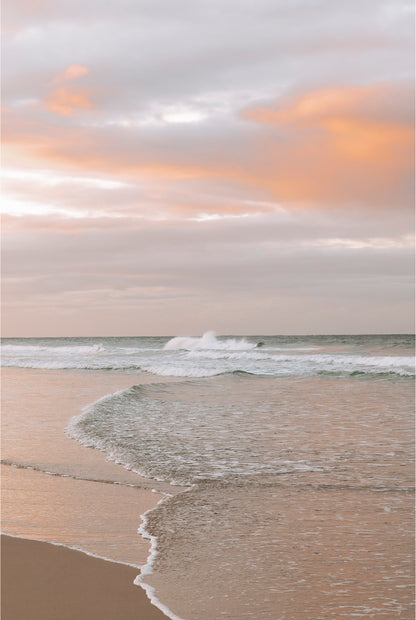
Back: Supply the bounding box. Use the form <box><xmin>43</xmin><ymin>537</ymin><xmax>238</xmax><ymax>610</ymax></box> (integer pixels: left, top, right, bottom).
<box><xmin>3</xmin><ymin>0</ymin><xmax>413</xmax><ymax>115</ymax></box>
<box><xmin>3</xmin><ymin>214</ymin><xmax>413</xmax><ymax>295</ymax></box>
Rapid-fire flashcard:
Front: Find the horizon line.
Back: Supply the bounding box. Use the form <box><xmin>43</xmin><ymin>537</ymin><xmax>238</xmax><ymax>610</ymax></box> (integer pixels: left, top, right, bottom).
<box><xmin>1</xmin><ymin>332</ymin><xmax>415</xmax><ymax>339</ymax></box>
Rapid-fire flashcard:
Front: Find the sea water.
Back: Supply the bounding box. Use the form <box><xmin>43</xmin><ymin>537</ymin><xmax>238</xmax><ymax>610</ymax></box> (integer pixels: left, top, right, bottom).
<box><xmin>2</xmin><ymin>333</ymin><xmax>415</xmax><ymax>618</ymax></box>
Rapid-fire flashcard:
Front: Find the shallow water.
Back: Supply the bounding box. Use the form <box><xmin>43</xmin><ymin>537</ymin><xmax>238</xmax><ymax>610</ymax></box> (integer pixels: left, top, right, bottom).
<box><xmin>69</xmin><ymin>374</ymin><xmax>414</xmax><ymax>488</ymax></box>
<box><xmin>144</xmin><ymin>481</ymin><xmax>414</xmax><ymax>618</ymax></box>
<box><xmin>71</xmin><ymin>374</ymin><xmax>413</xmax><ymax>619</ymax></box>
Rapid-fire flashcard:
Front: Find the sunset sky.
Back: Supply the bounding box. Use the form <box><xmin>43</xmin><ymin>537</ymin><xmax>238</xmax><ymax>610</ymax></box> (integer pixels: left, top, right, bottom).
<box><xmin>2</xmin><ymin>0</ymin><xmax>414</xmax><ymax>336</ymax></box>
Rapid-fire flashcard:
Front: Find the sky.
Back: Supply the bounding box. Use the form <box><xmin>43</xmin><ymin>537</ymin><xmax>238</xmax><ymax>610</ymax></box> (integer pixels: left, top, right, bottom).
<box><xmin>1</xmin><ymin>0</ymin><xmax>414</xmax><ymax>337</ymax></box>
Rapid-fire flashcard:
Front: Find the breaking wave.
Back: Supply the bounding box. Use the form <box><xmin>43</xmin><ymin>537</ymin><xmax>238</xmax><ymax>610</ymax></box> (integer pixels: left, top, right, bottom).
<box><xmin>163</xmin><ymin>331</ymin><xmax>256</xmax><ymax>351</ymax></box>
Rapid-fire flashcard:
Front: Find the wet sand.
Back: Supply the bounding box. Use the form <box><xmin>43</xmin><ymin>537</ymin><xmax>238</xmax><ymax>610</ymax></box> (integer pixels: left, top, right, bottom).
<box><xmin>1</xmin><ymin>535</ymin><xmax>168</xmax><ymax>620</ymax></box>
<box><xmin>1</xmin><ymin>368</ymin><xmax>176</xmax><ymax>619</ymax></box>
<box><xmin>1</xmin><ymin>368</ymin><xmax>177</xmax><ymax>565</ymax></box>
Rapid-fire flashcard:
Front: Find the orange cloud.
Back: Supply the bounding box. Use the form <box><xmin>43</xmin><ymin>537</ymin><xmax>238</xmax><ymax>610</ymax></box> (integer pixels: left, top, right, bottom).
<box><xmin>243</xmin><ymin>84</ymin><xmax>412</xmax><ymax>128</ymax></box>
<box><xmin>53</xmin><ymin>65</ymin><xmax>89</xmax><ymax>84</ymax></box>
<box><xmin>44</xmin><ymin>86</ymin><xmax>93</xmax><ymax>116</ymax></box>
<box><xmin>4</xmin><ymin>82</ymin><xmax>413</xmax><ymax>213</ymax></box>
<box><xmin>2</xmin><ymin>117</ymin><xmax>210</xmax><ymax>181</ymax></box>
<box><xmin>241</xmin><ymin>83</ymin><xmax>414</xmax><ymax>207</ymax></box>
<box><xmin>43</xmin><ymin>65</ymin><xmax>92</xmax><ymax>115</ymax></box>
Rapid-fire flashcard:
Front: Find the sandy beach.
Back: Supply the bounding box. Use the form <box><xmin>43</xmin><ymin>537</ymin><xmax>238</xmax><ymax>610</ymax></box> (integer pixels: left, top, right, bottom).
<box><xmin>1</xmin><ymin>534</ymin><xmax>167</xmax><ymax>620</ymax></box>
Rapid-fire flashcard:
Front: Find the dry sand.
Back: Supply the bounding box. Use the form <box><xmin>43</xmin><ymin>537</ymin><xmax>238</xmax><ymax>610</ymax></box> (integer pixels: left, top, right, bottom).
<box><xmin>1</xmin><ymin>535</ymin><xmax>168</xmax><ymax>620</ymax></box>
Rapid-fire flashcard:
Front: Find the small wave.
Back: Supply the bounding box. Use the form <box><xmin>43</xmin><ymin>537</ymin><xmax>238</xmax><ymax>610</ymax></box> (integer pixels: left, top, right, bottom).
<box><xmin>141</xmin><ymin>365</ymin><xmax>257</xmax><ymax>378</ymax></box>
<box><xmin>187</xmin><ymin>350</ymin><xmax>272</xmax><ymax>361</ymax></box>
<box><xmin>348</xmin><ymin>370</ymin><xmax>413</xmax><ymax>379</ymax></box>
<box><xmin>141</xmin><ymin>365</ymin><xmax>221</xmax><ymax>378</ymax></box>
<box><xmin>163</xmin><ymin>331</ymin><xmax>255</xmax><ymax>351</ymax></box>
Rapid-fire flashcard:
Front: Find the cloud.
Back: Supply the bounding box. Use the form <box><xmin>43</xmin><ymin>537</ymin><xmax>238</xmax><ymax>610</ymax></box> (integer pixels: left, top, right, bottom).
<box><xmin>3</xmin><ymin>78</ymin><xmax>414</xmax><ymax>216</ymax></box>
<box><xmin>44</xmin><ymin>86</ymin><xmax>93</xmax><ymax>115</ymax></box>
<box><xmin>52</xmin><ymin>64</ymin><xmax>89</xmax><ymax>84</ymax></box>
<box><xmin>4</xmin><ymin>0</ymin><xmax>413</xmax><ymax>119</ymax></box>
<box><xmin>243</xmin><ymin>83</ymin><xmax>413</xmax><ymax>127</ymax></box>
<box><xmin>2</xmin><ymin>211</ymin><xmax>413</xmax><ymax>335</ymax></box>
<box><xmin>42</xmin><ymin>65</ymin><xmax>92</xmax><ymax>115</ymax></box>
<box><xmin>241</xmin><ymin>82</ymin><xmax>414</xmax><ymax>208</ymax></box>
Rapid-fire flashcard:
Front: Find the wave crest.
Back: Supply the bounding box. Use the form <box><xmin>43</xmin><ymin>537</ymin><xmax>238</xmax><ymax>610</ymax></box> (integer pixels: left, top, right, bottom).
<box><xmin>163</xmin><ymin>331</ymin><xmax>255</xmax><ymax>351</ymax></box>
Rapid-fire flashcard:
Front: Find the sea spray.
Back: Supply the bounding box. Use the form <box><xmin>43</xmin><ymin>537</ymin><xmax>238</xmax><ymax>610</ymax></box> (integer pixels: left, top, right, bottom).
<box><xmin>163</xmin><ymin>331</ymin><xmax>255</xmax><ymax>351</ymax></box>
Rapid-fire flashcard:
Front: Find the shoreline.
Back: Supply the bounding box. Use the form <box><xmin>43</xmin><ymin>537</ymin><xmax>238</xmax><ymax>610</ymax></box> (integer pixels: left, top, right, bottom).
<box><xmin>1</xmin><ymin>534</ymin><xmax>169</xmax><ymax>620</ymax></box>
<box><xmin>1</xmin><ymin>367</ymin><xmax>182</xmax><ymax>620</ymax></box>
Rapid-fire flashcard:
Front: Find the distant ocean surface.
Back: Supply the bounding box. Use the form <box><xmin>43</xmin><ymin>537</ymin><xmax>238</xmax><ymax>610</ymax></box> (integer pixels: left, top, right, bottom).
<box><xmin>2</xmin><ymin>332</ymin><xmax>414</xmax><ymax>377</ymax></box>
<box><xmin>2</xmin><ymin>333</ymin><xmax>415</xmax><ymax>619</ymax></box>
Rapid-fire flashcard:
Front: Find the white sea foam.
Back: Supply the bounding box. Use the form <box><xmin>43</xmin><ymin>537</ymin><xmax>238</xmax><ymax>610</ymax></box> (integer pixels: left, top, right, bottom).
<box><xmin>163</xmin><ymin>331</ymin><xmax>255</xmax><ymax>351</ymax></box>
<box><xmin>141</xmin><ymin>353</ymin><xmax>414</xmax><ymax>379</ymax></box>
<box><xmin>142</xmin><ymin>364</ymin><xmax>220</xmax><ymax>377</ymax></box>
<box><xmin>135</xmin><ymin>501</ymin><xmax>185</xmax><ymax>620</ymax></box>
<box><xmin>187</xmin><ymin>350</ymin><xmax>270</xmax><ymax>360</ymax></box>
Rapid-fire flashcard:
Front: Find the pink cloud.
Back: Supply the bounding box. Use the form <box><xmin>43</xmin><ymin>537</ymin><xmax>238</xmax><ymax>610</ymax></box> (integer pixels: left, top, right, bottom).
<box><xmin>41</xmin><ymin>65</ymin><xmax>92</xmax><ymax>115</ymax></box>
<box><xmin>52</xmin><ymin>65</ymin><xmax>89</xmax><ymax>84</ymax></box>
<box><xmin>44</xmin><ymin>86</ymin><xmax>93</xmax><ymax>116</ymax></box>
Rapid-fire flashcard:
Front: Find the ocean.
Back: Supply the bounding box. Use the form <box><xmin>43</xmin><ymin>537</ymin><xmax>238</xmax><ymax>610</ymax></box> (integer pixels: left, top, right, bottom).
<box><xmin>1</xmin><ymin>333</ymin><xmax>415</xmax><ymax>619</ymax></box>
